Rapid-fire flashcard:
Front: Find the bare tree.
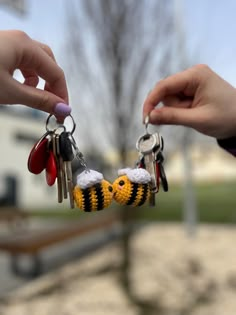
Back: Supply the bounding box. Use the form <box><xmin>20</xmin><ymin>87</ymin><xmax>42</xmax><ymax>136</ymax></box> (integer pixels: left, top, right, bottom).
<box><xmin>63</xmin><ymin>0</ymin><xmax>175</xmax><ymax>295</ymax></box>
<box><xmin>64</xmin><ymin>0</ymin><xmax>174</xmax><ymax>161</ymax></box>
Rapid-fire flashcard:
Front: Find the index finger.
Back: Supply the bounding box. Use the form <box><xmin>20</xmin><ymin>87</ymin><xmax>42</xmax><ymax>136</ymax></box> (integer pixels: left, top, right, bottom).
<box><xmin>33</xmin><ymin>40</ymin><xmax>56</xmax><ymax>61</ymax></box>
<box><xmin>19</xmin><ymin>40</ymin><xmax>69</xmax><ymax>103</ymax></box>
<box><xmin>143</xmin><ymin>67</ymin><xmax>200</xmax><ymax>119</ymax></box>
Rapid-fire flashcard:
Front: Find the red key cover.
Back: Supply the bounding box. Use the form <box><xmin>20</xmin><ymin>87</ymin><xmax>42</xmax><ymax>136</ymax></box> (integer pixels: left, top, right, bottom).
<box><xmin>28</xmin><ymin>138</ymin><xmax>49</xmax><ymax>174</ymax></box>
<box><xmin>46</xmin><ymin>151</ymin><xmax>57</xmax><ymax>186</ymax></box>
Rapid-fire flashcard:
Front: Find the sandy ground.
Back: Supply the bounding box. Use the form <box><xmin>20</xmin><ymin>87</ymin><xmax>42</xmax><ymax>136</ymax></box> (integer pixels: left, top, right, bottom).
<box><xmin>0</xmin><ymin>223</ymin><xmax>236</xmax><ymax>315</ymax></box>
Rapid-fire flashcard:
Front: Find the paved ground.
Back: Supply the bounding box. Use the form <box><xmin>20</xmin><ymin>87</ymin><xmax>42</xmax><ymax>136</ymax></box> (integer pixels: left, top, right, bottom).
<box><xmin>0</xmin><ymin>254</ymin><xmax>27</xmax><ymax>296</ymax></box>
<box><xmin>0</xmin><ymin>223</ymin><xmax>236</xmax><ymax>315</ymax></box>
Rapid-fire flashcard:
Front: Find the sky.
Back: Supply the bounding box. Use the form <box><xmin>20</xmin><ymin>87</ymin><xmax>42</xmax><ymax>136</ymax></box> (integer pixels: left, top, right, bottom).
<box><xmin>183</xmin><ymin>0</ymin><xmax>236</xmax><ymax>86</ymax></box>
<box><xmin>0</xmin><ymin>0</ymin><xmax>236</xmax><ymax>86</ymax></box>
<box><xmin>0</xmin><ymin>1</ymin><xmax>235</xmax><ymax>200</ymax></box>
<box><xmin>1</xmin><ymin>0</ymin><xmax>236</xmax><ymax>150</ymax></box>
<box><xmin>0</xmin><ymin>0</ymin><xmax>67</xmax><ymax>63</ymax></box>
<box><xmin>1</xmin><ymin>0</ymin><xmax>236</xmax><ymax>84</ymax></box>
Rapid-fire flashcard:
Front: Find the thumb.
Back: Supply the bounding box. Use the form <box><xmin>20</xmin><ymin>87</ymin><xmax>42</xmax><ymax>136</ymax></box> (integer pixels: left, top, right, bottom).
<box><xmin>149</xmin><ymin>106</ymin><xmax>199</xmax><ymax>128</ymax></box>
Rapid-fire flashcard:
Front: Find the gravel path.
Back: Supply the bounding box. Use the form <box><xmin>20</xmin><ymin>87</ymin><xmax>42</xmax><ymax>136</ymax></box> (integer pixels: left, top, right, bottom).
<box><xmin>0</xmin><ymin>223</ymin><xmax>236</xmax><ymax>315</ymax></box>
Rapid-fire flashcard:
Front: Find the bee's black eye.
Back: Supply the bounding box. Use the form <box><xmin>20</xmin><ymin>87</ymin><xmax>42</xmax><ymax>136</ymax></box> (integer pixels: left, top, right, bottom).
<box><xmin>108</xmin><ymin>186</ymin><xmax>113</xmax><ymax>192</ymax></box>
<box><xmin>119</xmin><ymin>180</ymin><xmax>125</xmax><ymax>186</ymax></box>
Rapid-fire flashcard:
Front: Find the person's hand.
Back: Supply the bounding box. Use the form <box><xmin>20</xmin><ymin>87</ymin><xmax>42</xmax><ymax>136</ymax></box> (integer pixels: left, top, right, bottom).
<box><xmin>0</xmin><ymin>30</ymin><xmax>71</xmax><ymax>121</ymax></box>
<box><xmin>143</xmin><ymin>64</ymin><xmax>236</xmax><ymax>139</ymax></box>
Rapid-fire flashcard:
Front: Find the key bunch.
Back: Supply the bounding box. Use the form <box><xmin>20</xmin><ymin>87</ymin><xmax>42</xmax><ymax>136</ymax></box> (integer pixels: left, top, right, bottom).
<box><xmin>27</xmin><ymin>114</ymin><xmax>168</xmax><ymax>211</ymax></box>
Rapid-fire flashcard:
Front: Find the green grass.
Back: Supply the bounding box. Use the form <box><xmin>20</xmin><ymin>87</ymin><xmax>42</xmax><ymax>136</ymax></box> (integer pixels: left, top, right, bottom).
<box><xmin>29</xmin><ymin>180</ymin><xmax>236</xmax><ymax>224</ymax></box>
<box><xmin>136</xmin><ymin>180</ymin><xmax>236</xmax><ymax>223</ymax></box>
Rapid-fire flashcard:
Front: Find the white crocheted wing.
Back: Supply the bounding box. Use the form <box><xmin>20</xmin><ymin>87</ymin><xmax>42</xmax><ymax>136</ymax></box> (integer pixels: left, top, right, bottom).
<box><xmin>76</xmin><ymin>170</ymin><xmax>104</xmax><ymax>189</ymax></box>
<box><xmin>118</xmin><ymin>168</ymin><xmax>151</xmax><ymax>184</ymax></box>
<box><xmin>117</xmin><ymin>168</ymin><xmax>132</xmax><ymax>176</ymax></box>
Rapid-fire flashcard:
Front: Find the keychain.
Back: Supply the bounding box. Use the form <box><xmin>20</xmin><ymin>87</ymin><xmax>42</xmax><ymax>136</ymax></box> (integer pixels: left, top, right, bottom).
<box><xmin>28</xmin><ymin>114</ymin><xmax>77</xmax><ymax>208</ymax></box>
<box><xmin>27</xmin><ymin>114</ymin><xmax>113</xmax><ymax>211</ymax></box>
<box><xmin>113</xmin><ymin>114</ymin><xmax>168</xmax><ymax>207</ymax></box>
<box><xmin>136</xmin><ymin>114</ymin><xmax>168</xmax><ymax>205</ymax></box>
<box><xmin>27</xmin><ymin>113</ymin><xmax>168</xmax><ymax>211</ymax></box>
<box><xmin>73</xmin><ymin>169</ymin><xmax>114</xmax><ymax>212</ymax></box>
<box><xmin>113</xmin><ymin>168</ymin><xmax>151</xmax><ymax>206</ymax></box>
<box><xmin>71</xmin><ymin>137</ymin><xmax>114</xmax><ymax>212</ymax></box>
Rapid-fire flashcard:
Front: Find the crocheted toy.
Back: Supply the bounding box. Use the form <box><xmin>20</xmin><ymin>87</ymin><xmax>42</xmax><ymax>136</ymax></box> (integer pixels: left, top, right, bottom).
<box><xmin>113</xmin><ymin>168</ymin><xmax>151</xmax><ymax>206</ymax></box>
<box><xmin>73</xmin><ymin>170</ymin><xmax>113</xmax><ymax>212</ymax></box>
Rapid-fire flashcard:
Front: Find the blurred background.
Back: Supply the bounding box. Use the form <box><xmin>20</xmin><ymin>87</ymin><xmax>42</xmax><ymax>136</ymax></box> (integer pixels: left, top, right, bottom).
<box><xmin>0</xmin><ymin>0</ymin><xmax>236</xmax><ymax>314</ymax></box>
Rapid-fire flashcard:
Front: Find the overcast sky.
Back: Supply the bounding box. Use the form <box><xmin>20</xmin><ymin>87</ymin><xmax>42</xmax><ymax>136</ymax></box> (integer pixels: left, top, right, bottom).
<box><xmin>1</xmin><ymin>0</ymin><xmax>236</xmax><ymax>84</ymax></box>
<box><xmin>1</xmin><ymin>0</ymin><xmax>236</xmax><ymax>143</ymax></box>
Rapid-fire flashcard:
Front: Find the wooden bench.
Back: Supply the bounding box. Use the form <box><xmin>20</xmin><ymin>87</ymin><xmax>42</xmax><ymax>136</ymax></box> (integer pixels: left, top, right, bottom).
<box><xmin>0</xmin><ymin>208</ymin><xmax>29</xmax><ymax>225</ymax></box>
<box><xmin>0</xmin><ymin>211</ymin><xmax>119</xmax><ymax>277</ymax></box>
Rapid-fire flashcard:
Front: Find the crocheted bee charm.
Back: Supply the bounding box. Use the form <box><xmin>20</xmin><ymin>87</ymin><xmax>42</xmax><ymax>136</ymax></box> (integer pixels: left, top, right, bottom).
<box><xmin>113</xmin><ymin>168</ymin><xmax>151</xmax><ymax>206</ymax></box>
<box><xmin>73</xmin><ymin>170</ymin><xmax>113</xmax><ymax>212</ymax></box>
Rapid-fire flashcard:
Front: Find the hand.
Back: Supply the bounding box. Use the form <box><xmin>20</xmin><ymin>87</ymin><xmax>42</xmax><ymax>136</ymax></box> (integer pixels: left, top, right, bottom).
<box><xmin>0</xmin><ymin>30</ymin><xmax>71</xmax><ymax>121</ymax></box>
<box><xmin>143</xmin><ymin>64</ymin><xmax>236</xmax><ymax>139</ymax></box>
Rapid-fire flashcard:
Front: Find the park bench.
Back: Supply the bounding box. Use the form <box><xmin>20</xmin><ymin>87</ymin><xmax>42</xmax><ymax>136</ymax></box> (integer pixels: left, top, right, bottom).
<box><xmin>0</xmin><ymin>210</ymin><xmax>120</xmax><ymax>277</ymax></box>
<box><xmin>0</xmin><ymin>208</ymin><xmax>28</xmax><ymax>225</ymax></box>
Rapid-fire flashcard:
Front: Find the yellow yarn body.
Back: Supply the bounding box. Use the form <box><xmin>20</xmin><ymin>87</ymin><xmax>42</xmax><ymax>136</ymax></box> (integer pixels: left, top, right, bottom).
<box><xmin>73</xmin><ymin>179</ymin><xmax>113</xmax><ymax>211</ymax></box>
<box><xmin>113</xmin><ymin>175</ymin><xmax>151</xmax><ymax>206</ymax></box>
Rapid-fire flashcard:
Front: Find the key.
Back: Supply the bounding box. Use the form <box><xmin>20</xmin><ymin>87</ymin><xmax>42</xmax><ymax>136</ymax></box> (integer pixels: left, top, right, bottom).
<box><xmin>154</xmin><ymin>149</ymin><xmax>168</xmax><ymax>192</ymax></box>
<box><xmin>51</xmin><ymin>132</ymin><xmax>63</xmax><ymax>203</ymax></box>
<box><xmin>56</xmin><ymin>134</ymin><xmax>68</xmax><ymax>200</ymax></box>
<box><xmin>60</xmin><ymin>132</ymin><xmax>75</xmax><ymax>208</ymax></box>
<box><xmin>136</xmin><ymin>133</ymin><xmax>161</xmax><ymax>190</ymax></box>
<box><xmin>136</xmin><ymin>133</ymin><xmax>158</xmax><ymax>206</ymax></box>
<box><xmin>136</xmin><ymin>132</ymin><xmax>163</xmax><ymax>206</ymax></box>
<box><xmin>59</xmin><ymin>131</ymin><xmax>75</xmax><ymax>208</ymax></box>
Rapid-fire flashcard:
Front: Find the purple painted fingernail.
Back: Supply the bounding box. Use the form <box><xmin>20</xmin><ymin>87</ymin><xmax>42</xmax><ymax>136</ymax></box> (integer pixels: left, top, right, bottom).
<box><xmin>54</xmin><ymin>103</ymin><xmax>71</xmax><ymax>117</ymax></box>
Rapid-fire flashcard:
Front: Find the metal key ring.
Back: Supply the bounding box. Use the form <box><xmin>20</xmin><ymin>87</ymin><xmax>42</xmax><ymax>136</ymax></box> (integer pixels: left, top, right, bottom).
<box><xmin>136</xmin><ymin>133</ymin><xmax>157</xmax><ymax>154</ymax></box>
<box><xmin>54</xmin><ymin>125</ymin><xmax>66</xmax><ymax>134</ymax></box>
<box><xmin>46</xmin><ymin>114</ymin><xmax>76</xmax><ymax>134</ymax></box>
<box><xmin>66</xmin><ymin>114</ymin><xmax>76</xmax><ymax>134</ymax></box>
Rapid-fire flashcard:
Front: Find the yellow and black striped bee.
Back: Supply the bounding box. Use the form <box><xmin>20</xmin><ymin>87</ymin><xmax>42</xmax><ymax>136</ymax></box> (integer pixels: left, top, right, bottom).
<box><xmin>73</xmin><ymin>170</ymin><xmax>113</xmax><ymax>212</ymax></box>
<box><xmin>112</xmin><ymin>168</ymin><xmax>151</xmax><ymax>206</ymax></box>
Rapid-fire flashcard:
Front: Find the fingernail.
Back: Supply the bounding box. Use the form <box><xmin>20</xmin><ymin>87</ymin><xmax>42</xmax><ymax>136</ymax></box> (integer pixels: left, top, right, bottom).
<box><xmin>53</xmin><ymin>102</ymin><xmax>71</xmax><ymax>117</ymax></box>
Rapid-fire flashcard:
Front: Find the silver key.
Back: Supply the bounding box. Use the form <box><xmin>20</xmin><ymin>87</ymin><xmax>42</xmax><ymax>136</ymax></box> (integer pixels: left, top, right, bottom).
<box><xmin>52</xmin><ymin>132</ymin><xmax>63</xmax><ymax>203</ymax></box>
<box><xmin>136</xmin><ymin>132</ymin><xmax>161</xmax><ymax>192</ymax></box>
<box><xmin>136</xmin><ymin>131</ymin><xmax>164</xmax><ymax>206</ymax></box>
<box><xmin>56</xmin><ymin>134</ymin><xmax>68</xmax><ymax>200</ymax></box>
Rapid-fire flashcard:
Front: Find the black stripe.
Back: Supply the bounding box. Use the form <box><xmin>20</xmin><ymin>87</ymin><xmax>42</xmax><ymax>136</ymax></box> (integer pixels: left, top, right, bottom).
<box><xmin>127</xmin><ymin>183</ymin><xmax>139</xmax><ymax>205</ymax></box>
<box><xmin>94</xmin><ymin>183</ymin><xmax>104</xmax><ymax>211</ymax></box>
<box><xmin>137</xmin><ymin>184</ymin><xmax>148</xmax><ymax>206</ymax></box>
<box><xmin>83</xmin><ymin>188</ymin><xmax>92</xmax><ymax>212</ymax></box>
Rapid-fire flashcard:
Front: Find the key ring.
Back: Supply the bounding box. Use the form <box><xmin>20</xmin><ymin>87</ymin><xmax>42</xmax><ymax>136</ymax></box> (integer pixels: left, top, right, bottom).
<box><xmin>46</xmin><ymin>114</ymin><xmax>76</xmax><ymax>134</ymax></box>
<box><xmin>136</xmin><ymin>133</ymin><xmax>157</xmax><ymax>154</ymax></box>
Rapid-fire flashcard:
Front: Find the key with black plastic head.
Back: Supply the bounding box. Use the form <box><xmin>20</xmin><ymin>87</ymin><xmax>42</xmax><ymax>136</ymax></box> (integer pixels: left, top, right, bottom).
<box><xmin>55</xmin><ymin>133</ymin><xmax>67</xmax><ymax>200</ymax></box>
<box><xmin>59</xmin><ymin>131</ymin><xmax>75</xmax><ymax>208</ymax></box>
<box><xmin>154</xmin><ymin>147</ymin><xmax>168</xmax><ymax>192</ymax></box>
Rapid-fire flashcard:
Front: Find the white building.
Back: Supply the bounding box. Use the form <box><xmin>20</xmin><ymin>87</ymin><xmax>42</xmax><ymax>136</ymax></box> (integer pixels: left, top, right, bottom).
<box><xmin>165</xmin><ymin>142</ymin><xmax>236</xmax><ymax>183</ymax></box>
<box><xmin>0</xmin><ymin>107</ymin><xmax>57</xmax><ymax>209</ymax></box>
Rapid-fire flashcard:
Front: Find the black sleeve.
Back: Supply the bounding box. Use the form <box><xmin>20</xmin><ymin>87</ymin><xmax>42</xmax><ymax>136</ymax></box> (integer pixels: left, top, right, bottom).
<box><xmin>217</xmin><ymin>137</ymin><xmax>236</xmax><ymax>157</ymax></box>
